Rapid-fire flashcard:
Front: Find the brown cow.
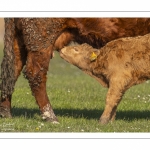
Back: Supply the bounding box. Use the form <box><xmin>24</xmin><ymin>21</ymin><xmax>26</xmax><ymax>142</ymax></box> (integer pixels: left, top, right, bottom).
<box><xmin>1</xmin><ymin>18</ymin><xmax>150</xmax><ymax>124</ymax></box>
<box><xmin>60</xmin><ymin>34</ymin><xmax>150</xmax><ymax>124</ymax></box>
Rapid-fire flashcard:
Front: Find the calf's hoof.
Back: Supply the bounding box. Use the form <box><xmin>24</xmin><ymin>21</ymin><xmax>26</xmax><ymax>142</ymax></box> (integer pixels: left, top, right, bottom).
<box><xmin>99</xmin><ymin>117</ymin><xmax>110</xmax><ymax>125</ymax></box>
<box><xmin>0</xmin><ymin>106</ymin><xmax>12</xmax><ymax>118</ymax></box>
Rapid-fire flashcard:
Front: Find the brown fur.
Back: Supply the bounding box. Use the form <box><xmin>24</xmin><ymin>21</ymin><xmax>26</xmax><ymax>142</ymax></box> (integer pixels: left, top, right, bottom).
<box><xmin>60</xmin><ymin>33</ymin><xmax>150</xmax><ymax>124</ymax></box>
<box><xmin>1</xmin><ymin>18</ymin><xmax>150</xmax><ymax>123</ymax></box>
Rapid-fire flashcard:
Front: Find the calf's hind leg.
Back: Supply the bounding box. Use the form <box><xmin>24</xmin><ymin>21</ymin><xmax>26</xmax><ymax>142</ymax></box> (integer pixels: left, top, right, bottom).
<box><xmin>23</xmin><ymin>46</ymin><xmax>58</xmax><ymax>123</ymax></box>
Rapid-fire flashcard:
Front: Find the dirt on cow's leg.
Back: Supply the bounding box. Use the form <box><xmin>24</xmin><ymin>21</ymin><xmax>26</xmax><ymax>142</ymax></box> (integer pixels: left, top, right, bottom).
<box><xmin>23</xmin><ymin>46</ymin><xmax>59</xmax><ymax>124</ymax></box>
<box><xmin>99</xmin><ymin>85</ymin><xmax>125</xmax><ymax>125</ymax></box>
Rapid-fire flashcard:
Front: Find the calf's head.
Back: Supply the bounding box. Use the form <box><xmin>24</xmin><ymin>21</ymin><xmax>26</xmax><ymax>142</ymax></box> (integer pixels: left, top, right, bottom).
<box><xmin>60</xmin><ymin>43</ymin><xmax>100</xmax><ymax>70</ymax></box>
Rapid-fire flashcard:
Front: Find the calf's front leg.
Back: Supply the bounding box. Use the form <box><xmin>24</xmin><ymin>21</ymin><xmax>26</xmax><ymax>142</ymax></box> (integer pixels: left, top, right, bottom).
<box><xmin>99</xmin><ymin>83</ymin><xmax>125</xmax><ymax>125</ymax></box>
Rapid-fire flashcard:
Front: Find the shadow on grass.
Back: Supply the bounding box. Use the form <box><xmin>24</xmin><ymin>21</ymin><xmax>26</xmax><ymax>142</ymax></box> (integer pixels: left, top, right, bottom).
<box><xmin>12</xmin><ymin>107</ymin><xmax>40</xmax><ymax>118</ymax></box>
<box><xmin>55</xmin><ymin>109</ymin><xmax>150</xmax><ymax>121</ymax></box>
<box><xmin>11</xmin><ymin>107</ymin><xmax>150</xmax><ymax>121</ymax></box>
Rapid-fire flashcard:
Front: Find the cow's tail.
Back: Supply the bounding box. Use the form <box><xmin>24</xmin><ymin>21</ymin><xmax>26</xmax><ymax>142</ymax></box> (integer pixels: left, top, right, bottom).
<box><xmin>0</xmin><ymin>18</ymin><xmax>15</xmax><ymax>99</ymax></box>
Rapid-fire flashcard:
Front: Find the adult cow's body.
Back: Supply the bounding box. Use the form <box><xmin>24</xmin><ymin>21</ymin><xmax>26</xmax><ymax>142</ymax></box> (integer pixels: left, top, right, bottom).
<box><xmin>0</xmin><ymin>18</ymin><xmax>150</xmax><ymax>124</ymax></box>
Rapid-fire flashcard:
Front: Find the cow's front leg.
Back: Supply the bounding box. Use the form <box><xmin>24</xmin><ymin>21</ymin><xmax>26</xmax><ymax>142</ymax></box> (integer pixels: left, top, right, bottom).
<box><xmin>99</xmin><ymin>84</ymin><xmax>125</xmax><ymax>125</ymax></box>
<box><xmin>23</xmin><ymin>46</ymin><xmax>59</xmax><ymax>123</ymax></box>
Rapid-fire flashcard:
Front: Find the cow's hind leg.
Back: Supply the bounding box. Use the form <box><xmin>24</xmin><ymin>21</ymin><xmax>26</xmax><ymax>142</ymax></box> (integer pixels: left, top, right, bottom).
<box><xmin>23</xmin><ymin>46</ymin><xmax>58</xmax><ymax>123</ymax></box>
<box><xmin>0</xmin><ymin>34</ymin><xmax>27</xmax><ymax>118</ymax></box>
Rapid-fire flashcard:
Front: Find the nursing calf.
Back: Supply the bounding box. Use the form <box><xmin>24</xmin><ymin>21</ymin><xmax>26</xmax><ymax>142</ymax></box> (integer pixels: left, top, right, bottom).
<box><xmin>60</xmin><ymin>33</ymin><xmax>150</xmax><ymax>124</ymax></box>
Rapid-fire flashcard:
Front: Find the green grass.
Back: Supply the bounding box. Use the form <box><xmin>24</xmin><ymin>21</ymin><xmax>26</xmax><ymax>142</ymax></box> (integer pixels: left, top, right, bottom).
<box><xmin>0</xmin><ymin>43</ymin><xmax>150</xmax><ymax>132</ymax></box>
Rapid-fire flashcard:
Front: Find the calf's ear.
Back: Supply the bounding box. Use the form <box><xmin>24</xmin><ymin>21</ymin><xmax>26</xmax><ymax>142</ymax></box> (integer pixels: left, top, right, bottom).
<box><xmin>90</xmin><ymin>51</ymin><xmax>98</xmax><ymax>61</ymax></box>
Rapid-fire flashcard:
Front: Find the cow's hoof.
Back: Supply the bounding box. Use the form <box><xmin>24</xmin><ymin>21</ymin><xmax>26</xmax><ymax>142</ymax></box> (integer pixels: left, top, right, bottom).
<box><xmin>45</xmin><ymin>117</ymin><xmax>60</xmax><ymax>124</ymax></box>
<box><xmin>0</xmin><ymin>106</ymin><xmax>12</xmax><ymax>118</ymax></box>
<box><xmin>41</xmin><ymin>104</ymin><xmax>60</xmax><ymax>124</ymax></box>
<box><xmin>42</xmin><ymin>113</ymin><xmax>59</xmax><ymax>124</ymax></box>
<box><xmin>45</xmin><ymin>117</ymin><xmax>59</xmax><ymax>124</ymax></box>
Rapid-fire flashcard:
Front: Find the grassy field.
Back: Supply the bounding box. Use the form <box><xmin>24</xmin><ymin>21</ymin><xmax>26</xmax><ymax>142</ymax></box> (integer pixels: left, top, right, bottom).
<box><xmin>0</xmin><ymin>43</ymin><xmax>150</xmax><ymax>132</ymax></box>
